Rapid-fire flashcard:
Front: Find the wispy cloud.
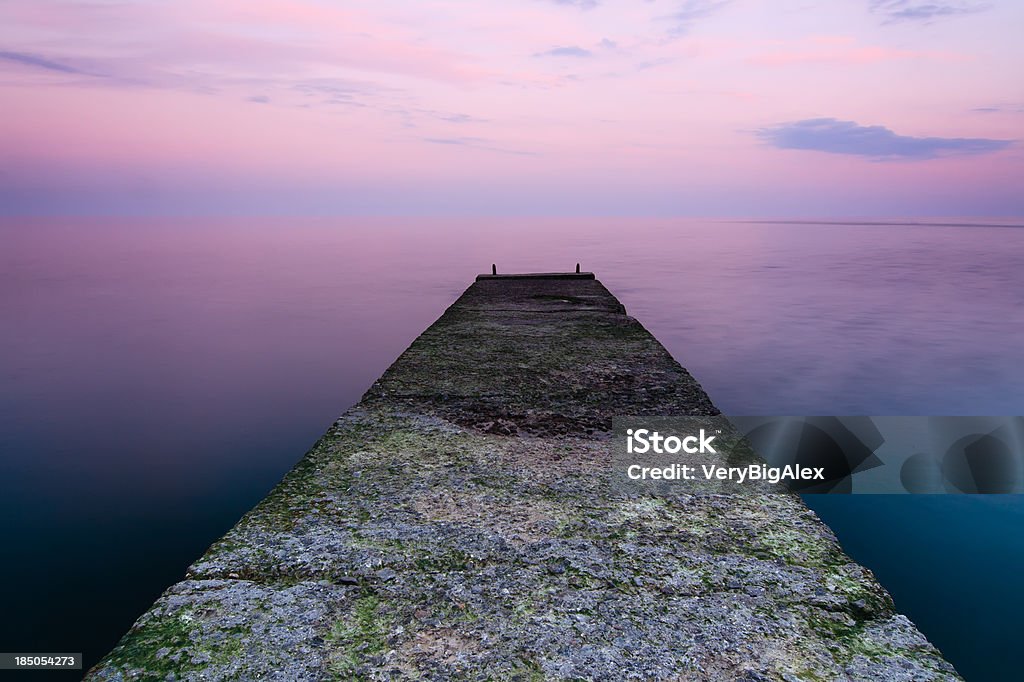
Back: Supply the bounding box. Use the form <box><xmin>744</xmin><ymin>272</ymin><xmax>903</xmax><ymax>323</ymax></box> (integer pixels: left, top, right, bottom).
<box><xmin>756</xmin><ymin>118</ymin><xmax>1012</xmax><ymax>160</ymax></box>
<box><xmin>424</xmin><ymin>136</ymin><xmax>485</xmax><ymax>145</ymax></box>
<box><xmin>0</xmin><ymin>50</ymin><xmax>92</xmax><ymax>75</ymax></box>
<box><xmin>868</xmin><ymin>1</ymin><xmax>990</xmax><ymax>23</ymax></box>
<box><xmin>534</xmin><ymin>45</ymin><xmax>593</xmax><ymax>58</ymax></box>
<box><xmin>430</xmin><ymin>112</ymin><xmax>489</xmax><ymax>124</ymax></box>
<box><xmin>291</xmin><ymin>78</ymin><xmax>367</xmax><ymax>97</ymax></box>
<box><xmin>636</xmin><ymin>57</ymin><xmax>675</xmax><ymax>71</ymax></box>
<box><xmin>422</xmin><ymin>136</ymin><xmax>536</xmax><ymax>156</ymax></box>
<box><xmin>543</xmin><ymin>0</ymin><xmax>600</xmax><ymax>9</ymax></box>
<box><xmin>2</xmin><ymin>3</ymin><xmax>491</xmax><ymax>88</ymax></box>
<box><xmin>661</xmin><ymin>0</ymin><xmax>732</xmax><ymax>37</ymax></box>
<box><xmin>971</xmin><ymin>102</ymin><xmax>1024</xmax><ymax>114</ymax></box>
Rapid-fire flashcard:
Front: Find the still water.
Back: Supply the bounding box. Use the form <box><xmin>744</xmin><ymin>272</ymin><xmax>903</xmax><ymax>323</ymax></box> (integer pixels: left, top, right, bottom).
<box><xmin>1</xmin><ymin>217</ymin><xmax>1022</xmax><ymax>680</ymax></box>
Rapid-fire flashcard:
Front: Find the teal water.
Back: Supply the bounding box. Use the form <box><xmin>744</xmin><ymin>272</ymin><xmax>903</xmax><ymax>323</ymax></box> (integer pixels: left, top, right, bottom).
<box><xmin>1</xmin><ymin>217</ymin><xmax>1021</xmax><ymax>679</ymax></box>
<box><xmin>805</xmin><ymin>495</ymin><xmax>1023</xmax><ymax>680</ymax></box>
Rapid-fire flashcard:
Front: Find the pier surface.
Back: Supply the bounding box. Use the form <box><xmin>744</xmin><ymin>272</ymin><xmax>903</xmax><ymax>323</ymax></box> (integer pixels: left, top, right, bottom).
<box><xmin>89</xmin><ymin>274</ymin><xmax>959</xmax><ymax>681</ymax></box>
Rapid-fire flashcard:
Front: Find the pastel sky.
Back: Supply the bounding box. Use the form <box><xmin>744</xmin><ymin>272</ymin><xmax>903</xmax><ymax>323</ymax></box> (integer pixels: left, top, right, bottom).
<box><xmin>1</xmin><ymin>0</ymin><xmax>1022</xmax><ymax>216</ymax></box>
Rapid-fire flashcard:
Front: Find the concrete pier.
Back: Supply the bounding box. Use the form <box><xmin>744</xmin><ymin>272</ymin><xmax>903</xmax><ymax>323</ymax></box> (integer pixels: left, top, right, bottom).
<box><xmin>88</xmin><ymin>274</ymin><xmax>960</xmax><ymax>680</ymax></box>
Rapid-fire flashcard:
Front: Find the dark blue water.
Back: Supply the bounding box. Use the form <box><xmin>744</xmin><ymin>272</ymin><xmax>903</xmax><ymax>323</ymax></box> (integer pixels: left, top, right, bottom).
<box><xmin>1</xmin><ymin>217</ymin><xmax>1021</xmax><ymax>680</ymax></box>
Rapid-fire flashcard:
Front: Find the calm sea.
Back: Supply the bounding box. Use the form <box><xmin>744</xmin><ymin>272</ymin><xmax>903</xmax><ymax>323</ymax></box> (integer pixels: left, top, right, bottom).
<box><xmin>1</xmin><ymin>217</ymin><xmax>1022</xmax><ymax>680</ymax></box>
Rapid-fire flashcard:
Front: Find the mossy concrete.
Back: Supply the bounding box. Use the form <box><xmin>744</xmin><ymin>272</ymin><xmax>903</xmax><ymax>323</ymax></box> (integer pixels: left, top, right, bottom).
<box><xmin>88</xmin><ymin>275</ymin><xmax>960</xmax><ymax>681</ymax></box>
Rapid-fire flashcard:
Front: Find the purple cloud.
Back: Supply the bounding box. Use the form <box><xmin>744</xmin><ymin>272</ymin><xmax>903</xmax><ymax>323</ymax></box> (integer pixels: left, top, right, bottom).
<box><xmin>0</xmin><ymin>50</ymin><xmax>91</xmax><ymax>75</ymax></box>
<box><xmin>757</xmin><ymin>118</ymin><xmax>1012</xmax><ymax>160</ymax></box>
<box><xmin>661</xmin><ymin>1</ymin><xmax>733</xmax><ymax>36</ymax></box>
<box><xmin>869</xmin><ymin>1</ymin><xmax>990</xmax><ymax>23</ymax></box>
<box><xmin>534</xmin><ymin>45</ymin><xmax>593</xmax><ymax>58</ymax></box>
<box><xmin>544</xmin><ymin>0</ymin><xmax>600</xmax><ymax>9</ymax></box>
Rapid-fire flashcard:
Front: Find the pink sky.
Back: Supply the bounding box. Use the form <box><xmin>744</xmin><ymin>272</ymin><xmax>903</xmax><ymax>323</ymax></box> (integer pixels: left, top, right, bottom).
<box><xmin>1</xmin><ymin>0</ymin><xmax>1021</xmax><ymax>216</ymax></box>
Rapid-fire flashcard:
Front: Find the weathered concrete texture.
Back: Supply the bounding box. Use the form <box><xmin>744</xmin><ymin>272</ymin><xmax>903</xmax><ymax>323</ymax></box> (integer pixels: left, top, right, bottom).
<box><xmin>362</xmin><ymin>277</ymin><xmax>719</xmax><ymax>437</ymax></box>
<box><xmin>88</xmin><ymin>275</ymin><xmax>960</xmax><ymax>681</ymax></box>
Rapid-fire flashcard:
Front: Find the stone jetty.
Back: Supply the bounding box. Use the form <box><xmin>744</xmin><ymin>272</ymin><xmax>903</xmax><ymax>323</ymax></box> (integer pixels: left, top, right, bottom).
<box><xmin>88</xmin><ymin>273</ymin><xmax>960</xmax><ymax>681</ymax></box>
